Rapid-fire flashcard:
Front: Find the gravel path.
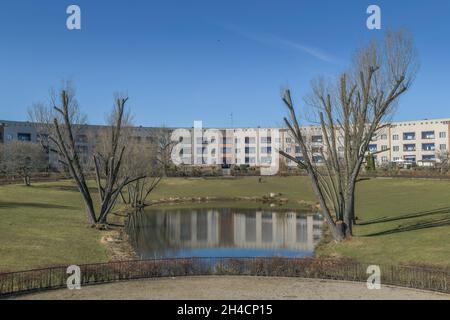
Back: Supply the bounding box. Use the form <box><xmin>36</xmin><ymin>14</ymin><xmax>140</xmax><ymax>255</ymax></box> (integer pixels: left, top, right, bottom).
<box><xmin>15</xmin><ymin>276</ymin><xmax>450</xmax><ymax>300</ymax></box>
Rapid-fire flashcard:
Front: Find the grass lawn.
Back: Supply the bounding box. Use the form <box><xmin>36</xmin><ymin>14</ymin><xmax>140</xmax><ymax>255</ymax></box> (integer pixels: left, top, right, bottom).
<box><xmin>1</xmin><ymin>176</ymin><xmax>450</xmax><ymax>271</ymax></box>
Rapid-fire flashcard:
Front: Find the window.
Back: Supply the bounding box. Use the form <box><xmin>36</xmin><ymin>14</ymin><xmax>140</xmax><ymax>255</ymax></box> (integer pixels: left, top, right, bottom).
<box><xmin>403</xmin><ymin>132</ymin><xmax>415</xmax><ymax>140</ymax></box>
<box><xmin>311</xmin><ymin>135</ymin><xmax>323</xmax><ymax>143</ymax></box>
<box><xmin>393</xmin><ymin>146</ymin><xmax>400</xmax><ymax>152</ymax></box>
<box><xmin>439</xmin><ymin>132</ymin><xmax>447</xmax><ymax>139</ymax></box>
<box><xmin>286</xmin><ymin>137</ymin><xmax>292</xmax><ymax>143</ymax></box>
<box><xmin>245</xmin><ymin>147</ymin><xmax>256</xmax><ymax>154</ymax></box>
<box><xmin>6</xmin><ymin>134</ymin><xmax>13</xmax><ymax>141</ymax></box>
<box><xmin>380</xmin><ymin>134</ymin><xmax>387</xmax><ymax>140</ymax></box>
<box><xmin>404</xmin><ymin>155</ymin><xmax>416</xmax><ymax>163</ymax></box>
<box><xmin>234</xmin><ymin>138</ymin><xmax>240</xmax><ymax>144</ymax></box>
<box><xmin>295</xmin><ymin>146</ymin><xmax>301</xmax><ymax>153</ymax></box>
<box><xmin>440</xmin><ymin>144</ymin><xmax>447</xmax><ymax>151</ymax></box>
<box><xmin>245</xmin><ymin>157</ymin><xmax>255</xmax><ymax>164</ymax></box>
<box><xmin>223</xmin><ymin>137</ymin><xmax>232</xmax><ymax>144</ymax></box>
<box><xmin>197</xmin><ymin>147</ymin><xmax>206</xmax><ymax>154</ymax></box>
<box><xmin>261</xmin><ymin>137</ymin><xmax>272</xmax><ymax>144</ymax></box>
<box><xmin>313</xmin><ymin>155</ymin><xmax>324</xmax><ymax>163</ymax></box>
<box><xmin>222</xmin><ymin>147</ymin><xmax>232</xmax><ymax>154</ymax></box>
<box><xmin>422</xmin><ymin>155</ymin><xmax>436</xmax><ymax>161</ymax></box>
<box><xmin>403</xmin><ymin>144</ymin><xmax>416</xmax><ymax>152</ymax></box>
<box><xmin>381</xmin><ymin>156</ymin><xmax>388</xmax><ymax>162</ymax></box>
<box><xmin>422</xmin><ymin>143</ymin><xmax>435</xmax><ymax>151</ymax></box>
<box><xmin>285</xmin><ymin>147</ymin><xmax>292</xmax><ymax>153</ymax></box>
<box><xmin>76</xmin><ymin>134</ymin><xmax>88</xmax><ymax>143</ymax></box>
<box><xmin>393</xmin><ymin>134</ymin><xmax>399</xmax><ymax>140</ymax></box>
<box><xmin>37</xmin><ymin>133</ymin><xmax>48</xmax><ymax>143</ymax></box>
<box><xmin>381</xmin><ymin>145</ymin><xmax>388</xmax><ymax>151</ymax></box>
<box><xmin>17</xmin><ymin>133</ymin><xmax>31</xmax><ymax>141</ymax></box>
<box><xmin>421</xmin><ymin>131</ymin><xmax>435</xmax><ymax>139</ymax></box>
<box><xmin>182</xmin><ymin>147</ymin><xmax>192</xmax><ymax>155</ymax></box>
<box><xmin>245</xmin><ymin>137</ymin><xmax>256</xmax><ymax>144</ymax></box>
<box><xmin>368</xmin><ymin>144</ymin><xmax>377</xmax><ymax>152</ymax></box>
<box><xmin>393</xmin><ymin>157</ymin><xmax>400</xmax><ymax>161</ymax></box>
<box><xmin>261</xmin><ymin>147</ymin><xmax>272</xmax><ymax>154</ymax></box>
<box><xmin>235</xmin><ymin>148</ymin><xmax>241</xmax><ymax>154</ymax></box>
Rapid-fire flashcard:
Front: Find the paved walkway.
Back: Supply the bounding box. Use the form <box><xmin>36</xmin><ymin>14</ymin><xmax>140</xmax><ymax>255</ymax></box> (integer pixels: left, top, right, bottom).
<box><xmin>15</xmin><ymin>276</ymin><xmax>450</xmax><ymax>300</ymax></box>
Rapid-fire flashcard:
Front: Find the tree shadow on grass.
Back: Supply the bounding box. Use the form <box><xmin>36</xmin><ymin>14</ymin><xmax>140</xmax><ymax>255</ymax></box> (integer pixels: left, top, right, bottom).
<box><xmin>364</xmin><ymin>216</ymin><xmax>450</xmax><ymax>237</ymax></box>
<box><xmin>358</xmin><ymin>206</ymin><xmax>450</xmax><ymax>226</ymax></box>
<box><xmin>0</xmin><ymin>202</ymin><xmax>77</xmax><ymax>210</ymax></box>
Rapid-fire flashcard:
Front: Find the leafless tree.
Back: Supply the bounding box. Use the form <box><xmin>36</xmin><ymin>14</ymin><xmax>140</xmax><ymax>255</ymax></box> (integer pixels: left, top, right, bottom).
<box><xmin>29</xmin><ymin>83</ymin><xmax>143</xmax><ymax>225</ymax></box>
<box><xmin>153</xmin><ymin>126</ymin><xmax>176</xmax><ymax>176</ymax></box>
<box><xmin>0</xmin><ymin>141</ymin><xmax>48</xmax><ymax>185</ymax></box>
<box><xmin>91</xmin><ymin>102</ymin><xmax>160</xmax><ymax>212</ymax></box>
<box><xmin>91</xmin><ymin>96</ymin><xmax>151</xmax><ymax>223</ymax></box>
<box><xmin>436</xmin><ymin>150</ymin><xmax>449</xmax><ymax>173</ymax></box>
<box><xmin>280</xmin><ymin>30</ymin><xmax>418</xmax><ymax>241</ymax></box>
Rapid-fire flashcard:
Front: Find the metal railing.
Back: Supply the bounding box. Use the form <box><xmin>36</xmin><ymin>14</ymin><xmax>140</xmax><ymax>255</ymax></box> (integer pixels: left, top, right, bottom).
<box><xmin>0</xmin><ymin>257</ymin><xmax>449</xmax><ymax>297</ymax></box>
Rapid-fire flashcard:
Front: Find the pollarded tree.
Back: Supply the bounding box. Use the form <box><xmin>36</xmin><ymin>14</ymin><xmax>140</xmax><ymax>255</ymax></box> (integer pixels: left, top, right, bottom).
<box><xmin>280</xmin><ymin>30</ymin><xmax>418</xmax><ymax>241</ymax></box>
<box><xmin>29</xmin><ymin>83</ymin><xmax>143</xmax><ymax>225</ymax></box>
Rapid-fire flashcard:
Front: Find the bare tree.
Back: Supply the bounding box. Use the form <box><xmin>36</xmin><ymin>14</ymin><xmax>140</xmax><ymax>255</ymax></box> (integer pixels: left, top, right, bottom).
<box><xmin>116</xmin><ymin>127</ymin><xmax>162</xmax><ymax>208</ymax></box>
<box><xmin>153</xmin><ymin>126</ymin><xmax>176</xmax><ymax>177</ymax></box>
<box><xmin>280</xmin><ymin>30</ymin><xmax>418</xmax><ymax>241</ymax></box>
<box><xmin>29</xmin><ymin>83</ymin><xmax>141</xmax><ymax>225</ymax></box>
<box><xmin>0</xmin><ymin>141</ymin><xmax>48</xmax><ymax>185</ymax></box>
<box><xmin>91</xmin><ymin>96</ymin><xmax>149</xmax><ymax>224</ymax></box>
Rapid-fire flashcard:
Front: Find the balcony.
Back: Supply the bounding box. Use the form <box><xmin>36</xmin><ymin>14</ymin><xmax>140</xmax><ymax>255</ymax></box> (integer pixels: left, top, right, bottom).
<box><xmin>403</xmin><ymin>144</ymin><xmax>416</xmax><ymax>152</ymax></box>
<box><xmin>403</xmin><ymin>132</ymin><xmax>416</xmax><ymax>140</ymax></box>
<box><xmin>421</xmin><ymin>131</ymin><xmax>435</xmax><ymax>140</ymax></box>
<box><xmin>422</xmin><ymin>143</ymin><xmax>435</xmax><ymax>151</ymax></box>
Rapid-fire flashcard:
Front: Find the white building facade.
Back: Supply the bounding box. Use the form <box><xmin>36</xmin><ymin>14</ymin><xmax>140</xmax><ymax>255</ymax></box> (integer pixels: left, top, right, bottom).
<box><xmin>2</xmin><ymin>118</ymin><xmax>450</xmax><ymax>169</ymax></box>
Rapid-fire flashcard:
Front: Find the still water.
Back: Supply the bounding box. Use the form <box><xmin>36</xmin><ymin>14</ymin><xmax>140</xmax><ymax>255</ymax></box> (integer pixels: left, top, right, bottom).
<box><xmin>126</xmin><ymin>208</ymin><xmax>323</xmax><ymax>259</ymax></box>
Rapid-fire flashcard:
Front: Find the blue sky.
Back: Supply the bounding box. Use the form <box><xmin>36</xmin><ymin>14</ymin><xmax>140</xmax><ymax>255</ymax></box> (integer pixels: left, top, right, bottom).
<box><xmin>1</xmin><ymin>0</ymin><xmax>449</xmax><ymax>127</ymax></box>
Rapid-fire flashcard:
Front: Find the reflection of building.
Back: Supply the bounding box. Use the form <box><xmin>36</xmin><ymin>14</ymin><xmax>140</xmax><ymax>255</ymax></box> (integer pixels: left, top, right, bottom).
<box><xmin>140</xmin><ymin>209</ymin><xmax>322</xmax><ymax>253</ymax></box>
<box><xmin>233</xmin><ymin>212</ymin><xmax>321</xmax><ymax>252</ymax></box>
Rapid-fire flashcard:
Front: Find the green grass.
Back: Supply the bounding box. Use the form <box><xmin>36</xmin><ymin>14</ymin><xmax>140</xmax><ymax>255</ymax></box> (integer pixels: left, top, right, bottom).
<box><xmin>1</xmin><ymin>176</ymin><xmax>450</xmax><ymax>271</ymax></box>
<box><xmin>0</xmin><ymin>182</ymin><xmax>109</xmax><ymax>272</ymax></box>
<box><xmin>317</xmin><ymin>178</ymin><xmax>450</xmax><ymax>267</ymax></box>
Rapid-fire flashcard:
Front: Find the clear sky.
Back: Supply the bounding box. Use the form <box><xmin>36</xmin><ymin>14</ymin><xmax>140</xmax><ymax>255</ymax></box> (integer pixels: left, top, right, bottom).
<box><xmin>1</xmin><ymin>0</ymin><xmax>449</xmax><ymax>128</ymax></box>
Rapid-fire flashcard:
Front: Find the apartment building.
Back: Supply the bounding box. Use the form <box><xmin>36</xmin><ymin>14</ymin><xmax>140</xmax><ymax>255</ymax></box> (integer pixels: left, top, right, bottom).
<box><xmin>1</xmin><ymin>118</ymin><xmax>449</xmax><ymax>168</ymax></box>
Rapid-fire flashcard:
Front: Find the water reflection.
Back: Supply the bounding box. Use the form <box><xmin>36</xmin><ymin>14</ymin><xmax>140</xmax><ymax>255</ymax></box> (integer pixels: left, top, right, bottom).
<box><xmin>126</xmin><ymin>208</ymin><xmax>323</xmax><ymax>259</ymax></box>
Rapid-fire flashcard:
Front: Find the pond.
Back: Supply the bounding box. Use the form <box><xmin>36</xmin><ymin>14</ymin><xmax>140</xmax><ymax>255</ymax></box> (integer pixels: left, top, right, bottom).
<box><xmin>126</xmin><ymin>207</ymin><xmax>323</xmax><ymax>259</ymax></box>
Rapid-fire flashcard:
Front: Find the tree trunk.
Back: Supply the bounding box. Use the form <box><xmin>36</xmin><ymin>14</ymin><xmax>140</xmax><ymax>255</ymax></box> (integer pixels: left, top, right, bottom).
<box><xmin>82</xmin><ymin>194</ymin><xmax>97</xmax><ymax>225</ymax></box>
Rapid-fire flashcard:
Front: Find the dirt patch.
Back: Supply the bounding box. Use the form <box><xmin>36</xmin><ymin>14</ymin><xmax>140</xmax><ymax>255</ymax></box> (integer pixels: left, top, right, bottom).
<box><xmin>14</xmin><ymin>276</ymin><xmax>450</xmax><ymax>300</ymax></box>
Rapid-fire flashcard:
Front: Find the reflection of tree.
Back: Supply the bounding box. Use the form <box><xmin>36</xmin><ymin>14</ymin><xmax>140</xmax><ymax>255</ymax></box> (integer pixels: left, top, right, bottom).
<box><xmin>126</xmin><ymin>210</ymin><xmax>176</xmax><ymax>258</ymax></box>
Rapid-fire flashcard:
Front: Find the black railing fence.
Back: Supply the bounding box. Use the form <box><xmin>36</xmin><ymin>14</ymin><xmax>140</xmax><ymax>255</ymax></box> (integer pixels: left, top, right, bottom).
<box><xmin>0</xmin><ymin>257</ymin><xmax>449</xmax><ymax>297</ymax></box>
